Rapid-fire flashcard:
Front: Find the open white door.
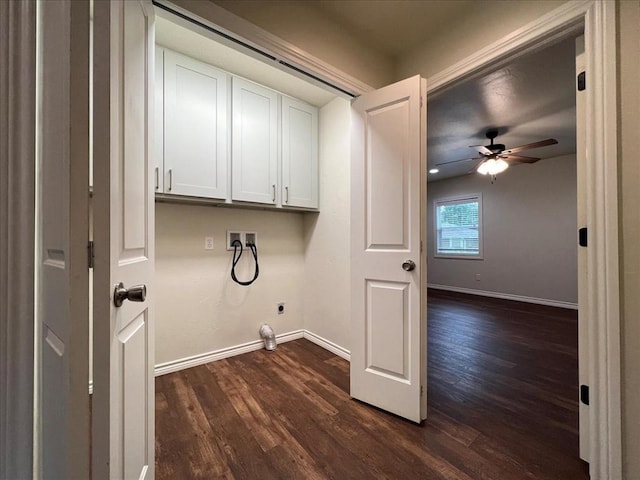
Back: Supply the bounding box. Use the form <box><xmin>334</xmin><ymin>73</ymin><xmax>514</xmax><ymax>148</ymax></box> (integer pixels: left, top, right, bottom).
<box><xmin>38</xmin><ymin>1</ymin><xmax>90</xmax><ymax>478</ymax></box>
<box><xmin>351</xmin><ymin>75</ymin><xmax>427</xmax><ymax>423</ymax></box>
<box><xmin>92</xmin><ymin>1</ymin><xmax>155</xmax><ymax>478</ymax></box>
<box><xmin>575</xmin><ymin>34</ymin><xmax>589</xmax><ymax>462</ymax></box>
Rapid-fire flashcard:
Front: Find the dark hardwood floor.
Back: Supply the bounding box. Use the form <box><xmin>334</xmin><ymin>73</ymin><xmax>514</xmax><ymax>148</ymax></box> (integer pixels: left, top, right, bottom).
<box><xmin>155</xmin><ymin>289</ymin><xmax>589</xmax><ymax>479</ymax></box>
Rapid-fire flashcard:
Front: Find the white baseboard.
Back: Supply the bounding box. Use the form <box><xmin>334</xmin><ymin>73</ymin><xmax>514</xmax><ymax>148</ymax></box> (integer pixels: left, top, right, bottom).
<box><xmin>154</xmin><ymin>329</ymin><xmax>304</xmax><ymax>377</ymax></box>
<box><xmin>427</xmin><ymin>283</ymin><xmax>578</xmax><ymax>310</ymax></box>
<box><xmin>303</xmin><ymin>330</ymin><xmax>351</xmax><ymax>361</ymax></box>
<box><xmin>153</xmin><ymin>329</ymin><xmax>350</xmax><ymax>377</ymax></box>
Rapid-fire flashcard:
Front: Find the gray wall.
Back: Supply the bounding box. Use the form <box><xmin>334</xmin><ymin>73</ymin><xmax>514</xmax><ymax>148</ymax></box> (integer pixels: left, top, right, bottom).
<box><xmin>427</xmin><ymin>154</ymin><xmax>577</xmax><ymax>304</ymax></box>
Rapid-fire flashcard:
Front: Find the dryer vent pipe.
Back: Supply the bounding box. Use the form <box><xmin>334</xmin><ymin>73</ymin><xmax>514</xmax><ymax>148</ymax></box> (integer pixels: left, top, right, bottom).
<box><xmin>259</xmin><ymin>324</ymin><xmax>277</xmax><ymax>351</ymax></box>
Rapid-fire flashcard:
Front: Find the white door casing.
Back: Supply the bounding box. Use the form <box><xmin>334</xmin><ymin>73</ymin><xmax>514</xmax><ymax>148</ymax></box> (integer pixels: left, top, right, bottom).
<box><xmin>350</xmin><ymin>75</ymin><xmax>427</xmax><ymax>423</ymax></box>
<box><xmin>92</xmin><ymin>1</ymin><xmax>155</xmax><ymax>479</ymax></box>
<box><xmin>38</xmin><ymin>0</ymin><xmax>91</xmax><ymax>478</ymax></box>
<box><xmin>575</xmin><ymin>34</ymin><xmax>589</xmax><ymax>462</ymax></box>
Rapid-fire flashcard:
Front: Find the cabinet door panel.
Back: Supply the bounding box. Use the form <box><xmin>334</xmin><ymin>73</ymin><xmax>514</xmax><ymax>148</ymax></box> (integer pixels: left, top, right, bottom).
<box><xmin>154</xmin><ymin>47</ymin><xmax>164</xmax><ymax>193</ymax></box>
<box><xmin>164</xmin><ymin>50</ymin><xmax>228</xmax><ymax>199</ymax></box>
<box><xmin>232</xmin><ymin>77</ymin><xmax>278</xmax><ymax>204</ymax></box>
<box><xmin>282</xmin><ymin>96</ymin><xmax>318</xmax><ymax>209</ymax></box>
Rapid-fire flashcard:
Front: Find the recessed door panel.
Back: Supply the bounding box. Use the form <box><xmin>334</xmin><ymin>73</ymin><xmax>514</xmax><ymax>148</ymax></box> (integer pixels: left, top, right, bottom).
<box><xmin>366</xmin><ymin>100</ymin><xmax>410</xmax><ymax>250</ymax></box>
<box><xmin>366</xmin><ymin>280</ymin><xmax>409</xmax><ymax>380</ymax></box>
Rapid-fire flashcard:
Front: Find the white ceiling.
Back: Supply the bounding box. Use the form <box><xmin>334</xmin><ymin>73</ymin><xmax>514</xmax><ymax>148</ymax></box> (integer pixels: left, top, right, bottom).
<box><xmin>427</xmin><ymin>37</ymin><xmax>577</xmax><ymax>181</ymax></box>
<box><xmin>155</xmin><ymin>14</ymin><xmax>336</xmax><ymax>107</ymax></box>
<box><xmin>310</xmin><ymin>0</ymin><xmax>495</xmax><ymax>57</ymax></box>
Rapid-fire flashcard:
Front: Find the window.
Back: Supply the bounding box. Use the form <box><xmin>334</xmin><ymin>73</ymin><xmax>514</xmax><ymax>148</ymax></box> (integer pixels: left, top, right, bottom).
<box><xmin>434</xmin><ymin>194</ymin><xmax>483</xmax><ymax>258</ymax></box>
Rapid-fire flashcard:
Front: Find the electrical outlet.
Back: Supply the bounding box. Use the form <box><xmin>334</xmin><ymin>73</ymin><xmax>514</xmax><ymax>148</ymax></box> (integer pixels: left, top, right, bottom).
<box><xmin>277</xmin><ymin>303</ymin><xmax>285</xmax><ymax>314</ymax></box>
<box><xmin>204</xmin><ymin>237</ymin><xmax>214</xmax><ymax>250</ymax></box>
<box><xmin>475</xmin><ymin>274</ymin><xmax>481</xmax><ymax>281</ymax></box>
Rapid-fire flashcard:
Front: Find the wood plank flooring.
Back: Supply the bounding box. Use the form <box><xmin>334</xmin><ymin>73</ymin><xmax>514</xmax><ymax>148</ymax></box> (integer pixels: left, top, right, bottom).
<box><xmin>155</xmin><ymin>289</ymin><xmax>589</xmax><ymax>479</ymax></box>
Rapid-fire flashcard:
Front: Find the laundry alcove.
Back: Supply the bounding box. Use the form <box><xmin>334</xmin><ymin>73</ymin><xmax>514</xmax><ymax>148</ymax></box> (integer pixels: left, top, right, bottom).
<box><xmin>150</xmin><ymin>11</ymin><xmax>353</xmax><ymax>374</ymax></box>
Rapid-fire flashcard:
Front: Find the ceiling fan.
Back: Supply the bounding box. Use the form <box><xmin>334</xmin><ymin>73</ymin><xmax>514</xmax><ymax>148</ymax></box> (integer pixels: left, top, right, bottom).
<box><xmin>437</xmin><ymin>129</ymin><xmax>558</xmax><ymax>178</ymax></box>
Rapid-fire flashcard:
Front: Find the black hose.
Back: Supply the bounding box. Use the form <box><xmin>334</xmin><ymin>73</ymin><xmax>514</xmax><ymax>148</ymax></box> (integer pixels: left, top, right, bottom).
<box><xmin>230</xmin><ymin>239</ymin><xmax>259</xmax><ymax>286</ymax></box>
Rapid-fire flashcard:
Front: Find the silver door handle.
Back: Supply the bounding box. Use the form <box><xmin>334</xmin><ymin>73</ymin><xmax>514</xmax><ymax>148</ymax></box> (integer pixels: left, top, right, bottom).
<box><xmin>402</xmin><ymin>260</ymin><xmax>416</xmax><ymax>271</ymax></box>
<box><xmin>154</xmin><ymin>167</ymin><xmax>159</xmax><ymax>190</ymax></box>
<box><xmin>114</xmin><ymin>282</ymin><xmax>147</xmax><ymax>307</ymax></box>
<box><xmin>272</xmin><ymin>184</ymin><xmax>276</xmax><ymax>202</ymax></box>
<box><xmin>168</xmin><ymin>169</ymin><xmax>173</xmax><ymax>191</ymax></box>
<box><xmin>285</xmin><ymin>186</ymin><xmax>289</xmax><ymax>203</ymax></box>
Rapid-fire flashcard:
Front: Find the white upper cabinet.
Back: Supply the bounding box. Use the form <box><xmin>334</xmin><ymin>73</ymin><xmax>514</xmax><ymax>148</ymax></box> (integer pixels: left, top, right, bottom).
<box><xmin>154</xmin><ymin>47</ymin><xmax>164</xmax><ymax>193</ymax></box>
<box><xmin>231</xmin><ymin>77</ymin><xmax>278</xmax><ymax>204</ymax></box>
<box><xmin>281</xmin><ymin>96</ymin><xmax>318</xmax><ymax>209</ymax></box>
<box><xmin>163</xmin><ymin>50</ymin><xmax>228</xmax><ymax>199</ymax></box>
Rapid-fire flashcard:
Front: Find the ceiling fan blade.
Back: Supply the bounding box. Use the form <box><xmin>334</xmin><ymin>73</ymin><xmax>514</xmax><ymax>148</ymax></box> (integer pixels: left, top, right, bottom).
<box><xmin>502</xmin><ymin>138</ymin><xmax>558</xmax><ymax>155</ymax></box>
<box><xmin>435</xmin><ymin>157</ymin><xmax>482</xmax><ymax>166</ymax></box>
<box><xmin>503</xmin><ymin>154</ymin><xmax>540</xmax><ymax>164</ymax></box>
<box><xmin>468</xmin><ymin>158</ymin><xmax>486</xmax><ymax>174</ymax></box>
<box><xmin>469</xmin><ymin>144</ymin><xmax>493</xmax><ymax>155</ymax></box>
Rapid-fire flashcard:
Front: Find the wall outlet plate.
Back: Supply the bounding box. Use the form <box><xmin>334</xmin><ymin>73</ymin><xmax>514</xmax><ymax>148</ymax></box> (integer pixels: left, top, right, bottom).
<box><xmin>227</xmin><ymin>231</ymin><xmax>258</xmax><ymax>250</ymax></box>
<box><xmin>205</xmin><ymin>237</ymin><xmax>214</xmax><ymax>250</ymax></box>
<box><xmin>227</xmin><ymin>231</ymin><xmax>243</xmax><ymax>250</ymax></box>
<box><xmin>245</xmin><ymin>232</ymin><xmax>257</xmax><ymax>246</ymax></box>
<box><xmin>277</xmin><ymin>302</ymin><xmax>285</xmax><ymax>314</ymax></box>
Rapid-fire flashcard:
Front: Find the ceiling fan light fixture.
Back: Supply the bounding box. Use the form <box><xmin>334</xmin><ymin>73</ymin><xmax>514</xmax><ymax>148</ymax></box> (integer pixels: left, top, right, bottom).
<box><xmin>477</xmin><ymin>158</ymin><xmax>509</xmax><ymax>176</ymax></box>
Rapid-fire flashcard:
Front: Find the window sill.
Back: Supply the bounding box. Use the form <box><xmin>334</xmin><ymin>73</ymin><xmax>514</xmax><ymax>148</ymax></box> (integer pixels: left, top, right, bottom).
<box><xmin>433</xmin><ymin>254</ymin><xmax>484</xmax><ymax>260</ymax></box>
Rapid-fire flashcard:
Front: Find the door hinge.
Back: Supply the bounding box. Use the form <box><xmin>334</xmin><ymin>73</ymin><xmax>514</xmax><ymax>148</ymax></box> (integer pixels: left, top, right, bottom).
<box><xmin>420</xmin><ymin>385</ymin><xmax>424</xmax><ymax>396</ymax></box>
<box><xmin>88</xmin><ymin>241</ymin><xmax>95</xmax><ymax>269</ymax></box>
<box><xmin>577</xmin><ymin>71</ymin><xmax>586</xmax><ymax>91</ymax></box>
<box><xmin>578</xmin><ymin>227</ymin><xmax>588</xmax><ymax>247</ymax></box>
<box><xmin>421</xmin><ymin>240</ymin><xmax>423</xmax><ymax>253</ymax></box>
<box><xmin>580</xmin><ymin>384</ymin><xmax>590</xmax><ymax>405</ymax></box>
<box><xmin>420</xmin><ymin>96</ymin><xmax>423</xmax><ymax>107</ymax></box>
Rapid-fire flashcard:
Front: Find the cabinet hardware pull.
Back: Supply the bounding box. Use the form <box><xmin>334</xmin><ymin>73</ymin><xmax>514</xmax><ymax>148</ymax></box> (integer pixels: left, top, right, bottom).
<box><xmin>168</xmin><ymin>169</ymin><xmax>173</xmax><ymax>191</ymax></box>
<box><xmin>272</xmin><ymin>184</ymin><xmax>276</xmax><ymax>202</ymax></box>
<box><xmin>154</xmin><ymin>167</ymin><xmax>159</xmax><ymax>190</ymax></box>
<box><xmin>285</xmin><ymin>186</ymin><xmax>289</xmax><ymax>203</ymax></box>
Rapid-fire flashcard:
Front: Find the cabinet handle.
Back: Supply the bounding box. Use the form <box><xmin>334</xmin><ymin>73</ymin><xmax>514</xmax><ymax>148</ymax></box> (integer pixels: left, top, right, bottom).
<box><xmin>168</xmin><ymin>169</ymin><xmax>173</xmax><ymax>191</ymax></box>
<box><xmin>154</xmin><ymin>167</ymin><xmax>159</xmax><ymax>190</ymax></box>
<box><xmin>272</xmin><ymin>184</ymin><xmax>276</xmax><ymax>203</ymax></box>
<box><xmin>285</xmin><ymin>186</ymin><xmax>289</xmax><ymax>204</ymax></box>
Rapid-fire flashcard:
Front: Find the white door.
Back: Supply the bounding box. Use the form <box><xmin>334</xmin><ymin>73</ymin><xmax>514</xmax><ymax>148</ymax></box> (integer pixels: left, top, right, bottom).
<box><xmin>575</xmin><ymin>34</ymin><xmax>589</xmax><ymax>462</ymax></box>
<box><xmin>92</xmin><ymin>1</ymin><xmax>155</xmax><ymax>479</ymax></box>
<box><xmin>281</xmin><ymin>96</ymin><xmax>319</xmax><ymax>209</ymax></box>
<box><xmin>38</xmin><ymin>1</ymin><xmax>91</xmax><ymax>478</ymax></box>
<box><xmin>232</xmin><ymin>77</ymin><xmax>278</xmax><ymax>204</ymax></box>
<box><xmin>164</xmin><ymin>49</ymin><xmax>228</xmax><ymax>199</ymax></box>
<box><xmin>350</xmin><ymin>75</ymin><xmax>427</xmax><ymax>423</ymax></box>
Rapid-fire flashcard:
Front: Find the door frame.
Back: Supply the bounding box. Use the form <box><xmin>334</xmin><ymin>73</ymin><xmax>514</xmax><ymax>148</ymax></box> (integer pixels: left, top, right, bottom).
<box><xmin>160</xmin><ymin>0</ymin><xmax>620</xmax><ymax>478</ymax></box>
<box><xmin>0</xmin><ymin>2</ymin><xmax>37</xmax><ymax>479</ymax></box>
<box><xmin>426</xmin><ymin>2</ymin><xmax>619</xmax><ymax>478</ymax></box>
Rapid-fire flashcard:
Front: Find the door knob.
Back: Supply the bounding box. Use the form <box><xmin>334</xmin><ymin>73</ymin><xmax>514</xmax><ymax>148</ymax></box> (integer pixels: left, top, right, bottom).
<box><xmin>113</xmin><ymin>282</ymin><xmax>147</xmax><ymax>307</ymax></box>
<box><xmin>402</xmin><ymin>260</ymin><xmax>416</xmax><ymax>272</ymax></box>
